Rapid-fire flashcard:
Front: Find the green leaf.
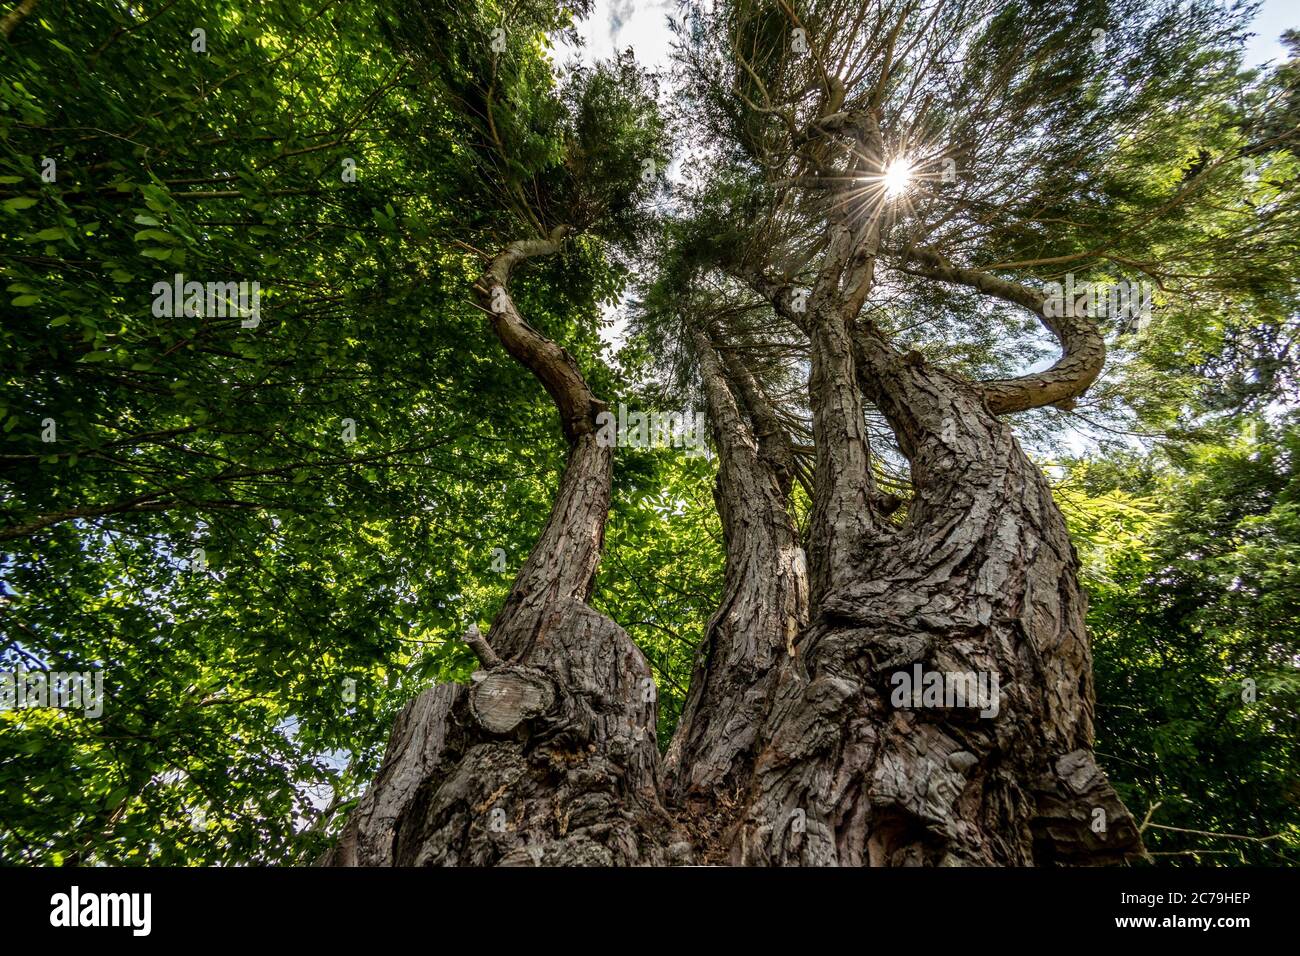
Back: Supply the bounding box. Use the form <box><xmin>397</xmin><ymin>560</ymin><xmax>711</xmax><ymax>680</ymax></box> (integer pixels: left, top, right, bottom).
<box><xmin>134</xmin><ymin>228</ymin><xmax>179</xmax><ymax>244</ymax></box>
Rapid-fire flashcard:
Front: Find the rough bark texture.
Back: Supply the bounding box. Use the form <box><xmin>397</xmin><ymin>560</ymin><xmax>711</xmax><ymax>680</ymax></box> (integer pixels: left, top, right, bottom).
<box><xmin>718</xmin><ymin>344</ymin><xmax>797</xmax><ymax>497</ymax></box>
<box><xmin>664</xmin><ymin>325</ymin><xmax>808</xmax><ymax>843</ymax></box>
<box><xmin>805</xmin><ymin>226</ymin><xmax>879</xmax><ymax>606</ymax></box>
<box><xmin>322</xmin><ymin>231</ymin><xmax>683</xmax><ymax>866</ymax></box>
<box><xmin>722</xmin><ymin>325</ymin><xmax>1138</xmax><ymax>865</ymax></box>
<box><xmin>327</xmin><ymin>226</ymin><xmax>1139</xmax><ymax>867</ymax></box>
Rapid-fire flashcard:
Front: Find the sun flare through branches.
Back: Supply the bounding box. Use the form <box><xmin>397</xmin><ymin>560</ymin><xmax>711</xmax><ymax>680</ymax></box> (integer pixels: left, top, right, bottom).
<box><xmin>882</xmin><ymin>156</ymin><xmax>914</xmax><ymax>199</ymax></box>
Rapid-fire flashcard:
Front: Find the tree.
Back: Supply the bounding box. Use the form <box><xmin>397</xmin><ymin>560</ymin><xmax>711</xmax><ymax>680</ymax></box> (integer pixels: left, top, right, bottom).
<box><xmin>0</xmin><ymin>0</ymin><xmax>640</xmax><ymax>864</ymax></box>
<box><xmin>324</xmin><ymin>0</ymin><xmax>1293</xmax><ymax>866</ymax></box>
<box><xmin>3</xmin><ymin>0</ymin><xmax>1295</xmax><ymax>866</ymax></box>
<box><xmin>1065</xmin><ymin>419</ymin><xmax>1300</xmax><ymax>864</ymax></box>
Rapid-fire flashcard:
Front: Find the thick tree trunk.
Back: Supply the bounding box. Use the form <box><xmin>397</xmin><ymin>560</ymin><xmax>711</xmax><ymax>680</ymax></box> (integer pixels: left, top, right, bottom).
<box><xmin>326</xmin><ymin>241</ymin><xmax>1139</xmax><ymax>867</ymax></box>
<box><xmin>722</xmin><ymin>325</ymin><xmax>1140</xmax><ymax>865</ymax></box>
<box><xmin>805</xmin><ymin>236</ymin><xmax>878</xmax><ymax>605</ymax></box>
<box><xmin>322</xmin><ymin>233</ymin><xmax>683</xmax><ymax>866</ymax></box>
<box><xmin>664</xmin><ymin>326</ymin><xmax>808</xmax><ymax>849</ymax></box>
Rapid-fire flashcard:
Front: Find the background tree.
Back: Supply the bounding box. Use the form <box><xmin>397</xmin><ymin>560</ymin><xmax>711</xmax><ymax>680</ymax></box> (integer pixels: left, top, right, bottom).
<box><xmin>0</xmin><ymin>0</ymin><xmax>668</xmax><ymax>864</ymax></box>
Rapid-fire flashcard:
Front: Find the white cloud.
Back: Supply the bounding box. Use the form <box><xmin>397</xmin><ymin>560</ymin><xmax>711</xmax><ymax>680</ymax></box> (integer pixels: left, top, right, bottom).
<box><xmin>570</xmin><ymin>0</ymin><xmax>678</xmax><ymax>71</ymax></box>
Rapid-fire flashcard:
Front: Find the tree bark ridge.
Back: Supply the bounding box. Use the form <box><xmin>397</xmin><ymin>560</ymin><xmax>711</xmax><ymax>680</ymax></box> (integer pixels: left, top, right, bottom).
<box><xmin>664</xmin><ymin>324</ymin><xmax>809</xmax><ymax>847</ymax></box>
<box><xmin>323</xmin><ymin>231</ymin><xmax>681</xmax><ymax>865</ymax></box>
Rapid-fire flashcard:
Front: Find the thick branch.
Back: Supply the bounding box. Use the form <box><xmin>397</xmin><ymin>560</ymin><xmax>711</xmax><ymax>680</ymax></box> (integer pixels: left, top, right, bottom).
<box><xmin>804</xmin><ymin>226</ymin><xmax>878</xmax><ymax>603</ymax></box>
<box><xmin>731</xmin><ymin>267</ymin><xmax>809</xmax><ymax>335</ymax></box>
<box><xmin>475</xmin><ymin>226</ymin><xmax>603</xmax><ymax>441</ymax></box>
<box><xmin>900</xmin><ymin>247</ymin><xmax>1106</xmax><ymax>414</ymax></box>
<box><xmin>716</xmin><ymin>340</ymin><xmax>797</xmax><ymax>498</ymax></box>
<box><xmin>667</xmin><ymin>321</ymin><xmax>808</xmax><ymax>810</ymax></box>
<box><xmin>471</xmin><ymin>227</ymin><xmax>613</xmax><ymax>660</ymax></box>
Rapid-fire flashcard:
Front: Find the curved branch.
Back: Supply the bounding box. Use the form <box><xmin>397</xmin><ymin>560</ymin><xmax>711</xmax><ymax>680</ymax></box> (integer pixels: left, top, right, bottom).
<box><xmin>899</xmin><ymin>247</ymin><xmax>1106</xmax><ymax>414</ymax></box>
<box><xmin>472</xmin><ymin>226</ymin><xmax>613</xmax><ymax>660</ymax></box>
<box><xmin>474</xmin><ymin>226</ymin><xmax>603</xmax><ymax>441</ymax></box>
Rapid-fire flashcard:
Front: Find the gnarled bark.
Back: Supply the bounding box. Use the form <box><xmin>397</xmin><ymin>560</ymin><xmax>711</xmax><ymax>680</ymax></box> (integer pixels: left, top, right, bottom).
<box><xmin>721</xmin><ymin>324</ymin><xmax>1139</xmax><ymax>865</ymax></box>
<box><xmin>804</xmin><ymin>229</ymin><xmax>880</xmax><ymax>605</ymax></box>
<box><xmin>328</xmin><ymin>194</ymin><xmax>1136</xmax><ymax>867</ymax></box>
<box><xmin>664</xmin><ymin>324</ymin><xmax>808</xmax><ymax>845</ymax></box>
<box><xmin>323</xmin><ymin>231</ymin><xmax>682</xmax><ymax>866</ymax></box>
<box><xmin>328</xmin><ymin>295</ymin><xmax>1140</xmax><ymax>865</ymax></box>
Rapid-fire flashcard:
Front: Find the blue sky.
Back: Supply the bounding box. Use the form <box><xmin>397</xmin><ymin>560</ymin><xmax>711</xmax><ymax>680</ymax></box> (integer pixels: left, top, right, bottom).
<box><xmin>1245</xmin><ymin>0</ymin><xmax>1295</xmax><ymax>64</ymax></box>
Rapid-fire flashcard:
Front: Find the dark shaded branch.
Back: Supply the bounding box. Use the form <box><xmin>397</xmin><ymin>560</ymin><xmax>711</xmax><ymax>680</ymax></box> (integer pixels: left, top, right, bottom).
<box><xmin>0</xmin><ymin>0</ymin><xmax>38</xmax><ymax>40</ymax></box>
<box><xmin>716</xmin><ymin>339</ymin><xmax>797</xmax><ymax>498</ymax></box>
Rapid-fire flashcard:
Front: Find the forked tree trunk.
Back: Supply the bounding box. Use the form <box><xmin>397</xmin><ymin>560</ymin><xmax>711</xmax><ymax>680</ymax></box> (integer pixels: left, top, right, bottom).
<box><xmin>326</xmin><ymin>245</ymin><xmax>1140</xmax><ymax>866</ymax></box>
<box><xmin>724</xmin><ymin>325</ymin><xmax>1140</xmax><ymax>865</ymax></box>
<box><xmin>322</xmin><ymin>232</ymin><xmax>684</xmax><ymax>866</ymax></box>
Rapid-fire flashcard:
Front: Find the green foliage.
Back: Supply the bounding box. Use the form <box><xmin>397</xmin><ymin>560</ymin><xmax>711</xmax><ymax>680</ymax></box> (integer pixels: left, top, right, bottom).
<box><xmin>0</xmin><ymin>0</ymin><xmax>676</xmax><ymax>864</ymax></box>
<box><xmin>596</xmin><ymin>448</ymin><xmax>722</xmax><ymax>747</ymax></box>
<box><xmin>1</xmin><ymin>0</ymin><xmax>1296</xmax><ymax>868</ymax></box>
<box><xmin>1065</xmin><ymin>418</ymin><xmax>1300</xmax><ymax>864</ymax></box>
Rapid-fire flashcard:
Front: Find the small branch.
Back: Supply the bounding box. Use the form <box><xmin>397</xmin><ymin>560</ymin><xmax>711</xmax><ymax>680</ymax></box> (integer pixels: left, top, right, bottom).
<box><xmin>1144</xmin><ymin>822</ymin><xmax>1286</xmax><ymax>843</ymax></box>
<box><xmin>1</xmin><ymin>0</ymin><xmax>38</xmax><ymax>41</ymax></box>
<box><xmin>461</xmin><ymin>622</ymin><xmax>500</xmax><ymax>670</ymax></box>
<box><xmin>1137</xmin><ymin>800</ymin><xmax>1163</xmax><ymax>834</ymax></box>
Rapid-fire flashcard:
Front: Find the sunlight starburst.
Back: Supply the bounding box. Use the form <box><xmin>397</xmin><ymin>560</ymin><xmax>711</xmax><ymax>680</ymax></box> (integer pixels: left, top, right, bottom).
<box><xmin>882</xmin><ymin>157</ymin><xmax>914</xmax><ymax>199</ymax></box>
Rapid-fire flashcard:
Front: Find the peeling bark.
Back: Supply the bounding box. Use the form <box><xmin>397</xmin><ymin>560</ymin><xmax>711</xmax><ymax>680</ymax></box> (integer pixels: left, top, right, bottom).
<box><xmin>722</xmin><ymin>325</ymin><xmax>1139</xmax><ymax>865</ymax></box>
<box><xmin>329</xmin><ymin>234</ymin><xmax>1138</xmax><ymax>868</ymax></box>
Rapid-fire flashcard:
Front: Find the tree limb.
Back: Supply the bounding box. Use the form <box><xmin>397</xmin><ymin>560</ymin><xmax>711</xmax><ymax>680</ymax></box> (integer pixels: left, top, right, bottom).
<box><xmin>899</xmin><ymin>247</ymin><xmax>1106</xmax><ymax>414</ymax></box>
